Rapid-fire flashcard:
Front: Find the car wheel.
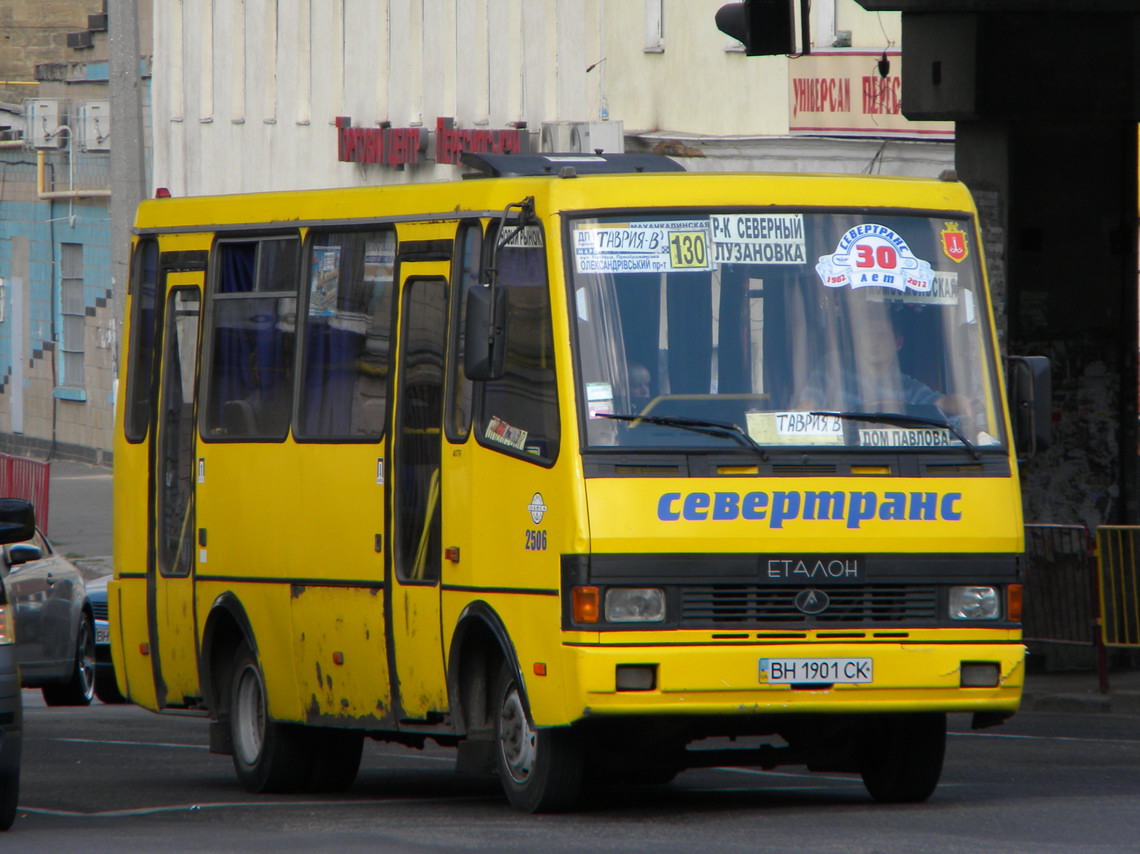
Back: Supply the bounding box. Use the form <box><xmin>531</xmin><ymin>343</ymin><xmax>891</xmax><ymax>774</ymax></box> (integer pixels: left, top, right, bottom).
<box><xmin>42</xmin><ymin>617</ymin><xmax>96</xmax><ymax>707</ymax></box>
<box><xmin>0</xmin><ymin>769</ymin><xmax>17</xmax><ymax>831</ymax></box>
<box><xmin>229</xmin><ymin>642</ymin><xmax>313</xmax><ymax>793</ymax></box>
<box><xmin>493</xmin><ymin>661</ymin><xmax>583</xmax><ymax>813</ymax></box>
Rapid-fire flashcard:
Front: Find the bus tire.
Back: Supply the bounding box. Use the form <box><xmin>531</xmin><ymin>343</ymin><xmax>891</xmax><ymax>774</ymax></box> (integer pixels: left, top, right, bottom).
<box><xmin>42</xmin><ymin>616</ymin><xmax>95</xmax><ymax>707</ymax></box>
<box><xmin>229</xmin><ymin>642</ymin><xmax>313</xmax><ymax>793</ymax></box>
<box><xmin>492</xmin><ymin>661</ymin><xmax>583</xmax><ymax>813</ymax></box>
<box><xmin>859</xmin><ymin>712</ymin><xmax>946</xmax><ymax>804</ymax></box>
<box><xmin>95</xmin><ymin>669</ymin><xmax>127</xmax><ymax>705</ymax></box>
<box><xmin>0</xmin><ymin>769</ymin><xmax>17</xmax><ymax>831</ymax></box>
<box><xmin>306</xmin><ymin>729</ymin><xmax>364</xmax><ymax>793</ymax></box>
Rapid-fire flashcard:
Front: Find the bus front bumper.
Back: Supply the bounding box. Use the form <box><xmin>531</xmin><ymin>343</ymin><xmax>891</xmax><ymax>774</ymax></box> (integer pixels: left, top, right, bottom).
<box><xmin>556</xmin><ymin>640</ymin><xmax>1025</xmax><ymax>720</ymax></box>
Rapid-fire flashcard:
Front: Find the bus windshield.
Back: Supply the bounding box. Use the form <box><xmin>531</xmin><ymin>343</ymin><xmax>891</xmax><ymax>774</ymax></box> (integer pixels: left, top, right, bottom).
<box><xmin>570</xmin><ymin>209</ymin><xmax>1006</xmax><ymax>454</ymax></box>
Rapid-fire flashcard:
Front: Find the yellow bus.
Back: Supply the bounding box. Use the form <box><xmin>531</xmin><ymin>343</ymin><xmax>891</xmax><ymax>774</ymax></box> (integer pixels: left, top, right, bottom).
<box><xmin>110</xmin><ymin>153</ymin><xmax>1049</xmax><ymax>811</ymax></box>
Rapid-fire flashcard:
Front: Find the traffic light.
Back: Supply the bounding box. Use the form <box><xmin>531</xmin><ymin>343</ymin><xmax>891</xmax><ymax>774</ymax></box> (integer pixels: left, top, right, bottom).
<box><xmin>715</xmin><ymin>0</ymin><xmax>796</xmax><ymax>57</ymax></box>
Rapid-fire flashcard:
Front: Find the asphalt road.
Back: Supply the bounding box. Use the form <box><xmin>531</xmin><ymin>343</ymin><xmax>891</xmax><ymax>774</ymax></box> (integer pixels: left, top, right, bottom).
<box><xmin>45</xmin><ymin>461</ymin><xmax>113</xmax><ymax>561</ymax></box>
<box><xmin>6</xmin><ymin>694</ymin><xmax>1139</xmax><ymax>854</ymax></box>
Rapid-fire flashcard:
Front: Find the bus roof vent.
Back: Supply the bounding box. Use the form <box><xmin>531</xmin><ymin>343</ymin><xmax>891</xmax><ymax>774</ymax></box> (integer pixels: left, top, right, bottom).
<box><xmin>460</xmin><ymin>152</ymin><xmax>686</xmax><ymax>179</ymax></box>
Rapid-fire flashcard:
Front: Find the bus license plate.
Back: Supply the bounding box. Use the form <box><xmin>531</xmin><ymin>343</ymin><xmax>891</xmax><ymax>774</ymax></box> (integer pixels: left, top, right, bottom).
<box><xmin>759</xmin><ymin>657</ymin><xmax>873</xmax><ymax>684</ymax></box>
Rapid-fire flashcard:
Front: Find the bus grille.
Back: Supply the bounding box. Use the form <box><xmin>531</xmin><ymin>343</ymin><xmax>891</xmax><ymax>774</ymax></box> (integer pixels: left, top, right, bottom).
<box><xmin>679</xmin><ymin>584</ymin><xmax>939</xmax><ymax>626</ymax></box>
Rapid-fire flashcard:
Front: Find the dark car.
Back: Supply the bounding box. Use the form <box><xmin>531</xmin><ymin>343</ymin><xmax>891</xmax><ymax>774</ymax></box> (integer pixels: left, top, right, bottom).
<box><xmin>0</xmin><ymin>567</ymin><xmax>20</xmax><ymax>831</ymax></box>
<box><xmin>0</xmin><ymin>513</ymin><xmax>95</xmax><ymax>708</ymax></box>
<box><xmin>0</xmin><ymin>498</ymin><xmax>39</xmax><ymax>832</ymax></box>
<box><xmin>84</xmin><ymin>574</ymin><xmax>125</xmax><ymax>704</ymax></box>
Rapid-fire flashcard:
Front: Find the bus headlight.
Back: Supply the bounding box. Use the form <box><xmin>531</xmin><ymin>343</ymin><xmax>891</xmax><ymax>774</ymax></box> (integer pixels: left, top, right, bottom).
<box><xmin>949</xmin><ymin>586</ymin><xmax>1000</xmax><ymax>620</ymax></box>
<box><xmin>605</xmin><ymin>588</ymin><xmax>666</xmax><ymax>623</ymax></box>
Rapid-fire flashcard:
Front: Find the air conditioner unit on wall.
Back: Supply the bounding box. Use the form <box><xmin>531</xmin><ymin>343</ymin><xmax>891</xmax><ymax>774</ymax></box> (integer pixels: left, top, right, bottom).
<box><xmin>24</xmin><ymin>99</ymin><xmax>69</xmax><ymax>149</ymax></box>
<box><xmin>76</xmin><ymin>101</ymin><xmax>110</xmax><ymax>151</ymax></box>
<box><xmin>540</xmin><ymin>121</ymin><xmax>625</xmax><ymax>154</ymax></box>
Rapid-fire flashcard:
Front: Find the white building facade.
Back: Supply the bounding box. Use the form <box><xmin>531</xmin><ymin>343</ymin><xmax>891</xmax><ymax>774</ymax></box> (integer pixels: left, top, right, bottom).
<box><xmin>151</xmin><ymin>0</ymin><xmax>954</xmax><ymax>196</ymax></box>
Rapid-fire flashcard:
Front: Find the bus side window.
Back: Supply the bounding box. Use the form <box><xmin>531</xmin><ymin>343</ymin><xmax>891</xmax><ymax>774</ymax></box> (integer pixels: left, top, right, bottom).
<box><xmin>296</xmin><ymin>229</ymin><xmax>395</xmax><ymax>441</ymax></box>
<box><xmin>124</xmin><ymin>239</ymin><xmax>161</xmax><ymax>443</ymax></box>
<box><xmin>475</xmin><ymin>229</ymin><xmax>559</xmax><ymax>463</ymax></box>
<box><xmin>202</xmin><ymin>238</ymin><xmax>299</xmax><ymax>441</ymax></box>
<box><xmin>445</xmin><ymin>222</ymin><xmax>482</xmax><ymax>442</ymax></box>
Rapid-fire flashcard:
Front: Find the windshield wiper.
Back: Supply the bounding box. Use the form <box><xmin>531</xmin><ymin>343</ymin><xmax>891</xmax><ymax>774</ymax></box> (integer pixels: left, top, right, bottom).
<box><xmin>810</xmin><ymin>410</ymin><xmax>979</xmax><ymax>460</ymax></box>
<box><xmin>598</xmin><ymin>413</ymin><xmax>769</xmax><ymax>461</ymax></box>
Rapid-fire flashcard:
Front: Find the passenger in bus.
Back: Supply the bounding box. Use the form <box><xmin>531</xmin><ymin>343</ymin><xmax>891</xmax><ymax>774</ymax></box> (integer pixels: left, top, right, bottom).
<box><xmin>792</xmin><ymin>312</ymin><xmax>972</xmax><ymax>420</ymax></box>
<box><xmin>628</xmin><ymin>361</ymin><xmax>652</xmax><ymax>412</ymax></box>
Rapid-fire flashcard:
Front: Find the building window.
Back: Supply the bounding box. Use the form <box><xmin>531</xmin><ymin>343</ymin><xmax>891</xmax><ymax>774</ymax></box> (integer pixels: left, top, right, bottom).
<box><xmin>644</xmin><ymin>0</ymin><xmax>664</xmax><ymax>53</ymax></box>
<box><xmin>59</xmin><ymin>243</ymin><xmax>85</xmax><ymax>390</ymax></box>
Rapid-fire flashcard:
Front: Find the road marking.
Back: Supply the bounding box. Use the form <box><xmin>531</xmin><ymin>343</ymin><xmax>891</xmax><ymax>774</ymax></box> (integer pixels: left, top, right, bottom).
<box><xmin>711</xmin><ymin>767</ymin><xmax>862</xmax><ymax>784</ymax></box>
<box><xmin>951</xmin><ymin>732</ymin><xmax>1140</xmax><ymax>745</ymax></box>
<box><xmin>46</xmin><ymin>736</ymin><xmax>459</xmax><ymax>764</ymax></box>
<box><xmin>49</xmin><ymin>737</ymin><xmax>208</xmax><ymax>750</ymax></box>
<box><xmin>710</xmin><ymin>767</ymin><xmax>967</xmax><ymax>788</ymax></box>
<box><xmin>19</xmin><ymin>795</ymin><xmax>498</xmax><ymax>819</ymax></box>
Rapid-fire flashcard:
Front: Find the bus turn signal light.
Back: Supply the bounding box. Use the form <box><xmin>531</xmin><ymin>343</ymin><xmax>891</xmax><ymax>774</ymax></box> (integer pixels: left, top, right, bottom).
<box><xmin>573</xmin><ymin>586</ymin><xmax>600</xmax><ymax>624</ymax></box>
<box><xmin>1007</xmin><ymin>584</ymin><xmax>1023</xmax><ymax>622</ymax></box>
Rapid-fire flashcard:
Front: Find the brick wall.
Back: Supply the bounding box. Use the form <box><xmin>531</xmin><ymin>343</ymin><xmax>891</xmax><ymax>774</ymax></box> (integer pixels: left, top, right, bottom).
<box><xmin>0</xmin><ymin>1</ymin><xmax>105</xmax><ymax>104</ymax></box>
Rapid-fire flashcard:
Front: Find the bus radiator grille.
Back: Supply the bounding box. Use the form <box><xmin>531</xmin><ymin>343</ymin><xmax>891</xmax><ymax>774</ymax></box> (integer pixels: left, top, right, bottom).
<box><xmin>679</xmin><ymin>584</ymin><xmax>939</xmax><ymax>627</ymax></box>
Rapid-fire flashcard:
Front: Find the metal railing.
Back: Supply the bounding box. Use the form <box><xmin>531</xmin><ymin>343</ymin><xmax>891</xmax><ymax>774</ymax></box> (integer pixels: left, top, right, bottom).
<box><xmin>1094</xmin><ymin>526</ymin><xmax>1140</xmax><ymax>650</ymax></box>
<box><xmin>1023</xmin><ymin>523</ymin><xmax>1109</xmax><ymax>692</ymax></box>
<box><xmin>1023</xmin><ymin>524</ymin><xmax>1098</xmax><ymax>645</ymax></box>
<box><xmin>0</xmin><ymin>453</ymin><xmax>51</xmax><ymax>534</ymax></box>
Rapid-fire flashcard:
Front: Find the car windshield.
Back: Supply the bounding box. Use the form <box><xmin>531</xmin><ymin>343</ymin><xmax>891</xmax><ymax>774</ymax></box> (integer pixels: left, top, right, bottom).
<box><xmin>569</xmin><ymin>210</ymin><xmax>1006</xmax><ymax>453</ymax></box>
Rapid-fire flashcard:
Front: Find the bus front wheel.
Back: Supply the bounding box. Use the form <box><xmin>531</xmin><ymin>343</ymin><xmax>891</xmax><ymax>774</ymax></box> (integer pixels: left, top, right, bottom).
<box><xmin>229</xmin><ymin>643</ymin><xmax>313</xmax><ymax>793</ymax></box>
<box><xmin>493</xmin><ymin>662</ymin><xmax>583</xmax><ymax>813</ymax></box>
<box><xmin>859</xmin><ymin>712</ymin><xmax>946</xmax><ymax>803</ymax></box>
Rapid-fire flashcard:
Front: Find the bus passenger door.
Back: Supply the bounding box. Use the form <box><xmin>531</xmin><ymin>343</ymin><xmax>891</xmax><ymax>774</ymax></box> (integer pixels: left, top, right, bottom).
<box><xmin>389</xmin><ymin>273</ymin><xmax>449</xmax><ymax>722</ymax></box>
<box><xmin>149</xmin><ymin>280</ymin><xmax>202</xmax><ymax>707</ymax></box>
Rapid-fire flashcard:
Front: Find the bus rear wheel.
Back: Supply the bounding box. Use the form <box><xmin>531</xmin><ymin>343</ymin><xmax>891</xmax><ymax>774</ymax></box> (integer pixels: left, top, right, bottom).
<box><xmin>493</xmin><ymin>662</ymin><xmax>583</xmax><ymax>813</ymax></box>
<box><xmin>859</xmin><ymin>712</ymin><xmax>946</xmax><ymax>803</ymax></box>
<box><xmin>229</xmin><ymin>643</ymin><xmax>313</xmax><ymax>793</ymax></box>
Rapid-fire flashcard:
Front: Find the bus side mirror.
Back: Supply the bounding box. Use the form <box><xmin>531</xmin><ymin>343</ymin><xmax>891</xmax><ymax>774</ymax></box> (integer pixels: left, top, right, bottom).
<box><xmin>5</xmin><ymin>543</ymin><xmax>42</xmax><ymax>566</ymax></box>
<box><xmin>464</xmin><ymin>284</ymin><xmax>507</xmax><ymax>381</ymax></box>
<box><xmin>1007</xmin><ymin>355</ymin><xmax>1052</xmax><ymax>458</ymax></box>
<box><xmin>0</xmin><ymin>498</ymin><xmax>36</xmax><ymax>546</ymax></box>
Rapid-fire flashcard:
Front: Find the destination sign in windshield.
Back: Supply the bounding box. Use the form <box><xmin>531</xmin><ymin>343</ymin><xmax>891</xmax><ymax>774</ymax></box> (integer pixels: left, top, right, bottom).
<box><xmin>573</xmin><ymin>214</ymin><xmax>809</xmax><ymax>273</ymax></box>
